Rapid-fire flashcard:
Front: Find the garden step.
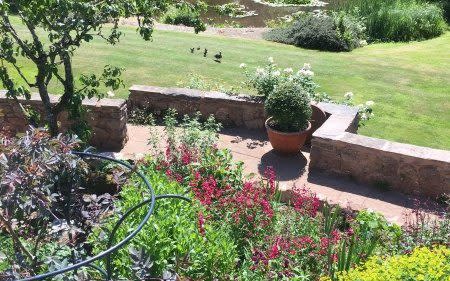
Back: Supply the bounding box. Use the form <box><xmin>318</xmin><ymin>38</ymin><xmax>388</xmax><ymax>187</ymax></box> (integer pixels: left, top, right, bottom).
<box><xmin>118</xmin><ymin>124</ymin><xmax>440</xmax><ymax>225</ymax></box>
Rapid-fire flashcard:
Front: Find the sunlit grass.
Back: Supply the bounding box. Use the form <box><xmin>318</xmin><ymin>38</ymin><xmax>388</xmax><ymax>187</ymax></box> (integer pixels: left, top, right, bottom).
<box><xmin>3</xmin><ymin>19</ymin><xmax>450</xmax><ymax>149</ymax></box>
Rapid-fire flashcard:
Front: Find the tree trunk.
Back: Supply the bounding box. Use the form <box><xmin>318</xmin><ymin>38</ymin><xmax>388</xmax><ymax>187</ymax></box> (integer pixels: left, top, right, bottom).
<box><xmin>36</xmin><ymin>65</ymin><xmax>59</xmax><ymax>136</ymax></box>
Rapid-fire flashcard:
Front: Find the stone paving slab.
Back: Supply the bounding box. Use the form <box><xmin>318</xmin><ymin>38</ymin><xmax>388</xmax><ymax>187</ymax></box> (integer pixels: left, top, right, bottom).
<box><xmin>119</xmin><ymin>125</ymin><xmax>439</xmax><ymax>225</ymax></box>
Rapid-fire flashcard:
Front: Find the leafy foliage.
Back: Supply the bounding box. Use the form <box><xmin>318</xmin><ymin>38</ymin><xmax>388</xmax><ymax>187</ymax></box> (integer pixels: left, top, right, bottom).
<box><xmin>90</xmin><ymin>160</ymin><xmax>238</xmax><ymax>280</ymax></box>
<box><xmin>339</xmin><ymin>0</ymin><xmax>446</xmax><ymax>42</ymax></box>
<box><xmin>264</xmin><ymin>12</ymin><xmax>366</xmax><ymax>52</ymax></box>
<box><xmin>430</xmin><ymin>0</ymin><xmax>450</xmax><ymax>22</ymax></box>
<box><xmin>91</xmin><ymin>110</ymin><xmax>397</xmax><ymax>280</ymax></box>
<box><xmin>396</xmin><ymin>200</ymin><xmax>450</xmax><ymax>253</ymax></box>
<box><xmin>161</xmin><ymin>1</ymin><xmax>207</xmax><ymax>32</ymax></box>
<box><xmin>332</xmin><ymin>246</ymin><xmax>450</xmax><ymax>281</ymax></box>
<box><xmin>0</xmin><ymin>128</ymin><xmax>117</xmax><ymax>279</ymax></box>
<box><xmin>0</xmin><ymin>0</ymin><xmax>204</xmax><ymax>137</ymax></box>
<box><xmin>242</xmin><ymin>58</ymin><xmax>375</xmax><ymax>127</ymax></box>
<box><xmin>265</xmin><ymin>81</ymin><xmax>312</xmax><ymax>132</ymax></box>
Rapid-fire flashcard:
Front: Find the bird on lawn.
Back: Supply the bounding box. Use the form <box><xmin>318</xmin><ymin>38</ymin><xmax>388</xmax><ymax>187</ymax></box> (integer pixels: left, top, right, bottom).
<box><xmin>197</xmin><ymin>46</ymin><xmax>201</xmax><ymax>50</ymax></box>
<box><xmin>190</xmin><ymin>47</ymin><xmax>195</xmax><ymax>53</ymax></box>
<box><xmin>203</xmin><ymin>48</ymin><xmax>208</xmax><ymax>57</ymax></box>
<box><xmin>214</xmin><ymin>52</ymin><xmax>222</xmax><ymax>60</ymax></box>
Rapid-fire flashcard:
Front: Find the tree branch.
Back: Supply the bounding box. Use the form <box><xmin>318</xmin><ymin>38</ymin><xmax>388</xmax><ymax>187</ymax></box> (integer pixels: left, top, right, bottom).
<box><xmin>10</xmin><ymin>63</ymin><xmax>36</xmax><ymax>87</ymax></box>
<box><xmin>18</xmin><ymin>12</ymin><xmax>43</xmax><ymax>51</ymax></box>
<box><xmin>0</xmin><ymin>212</ymin><xmax>35</xmax><ymax>262</ymax></box>
<box><xmin>0</xmin><ymin>15</ymin><xmax>38</xmax><ymax>62</ymax></box>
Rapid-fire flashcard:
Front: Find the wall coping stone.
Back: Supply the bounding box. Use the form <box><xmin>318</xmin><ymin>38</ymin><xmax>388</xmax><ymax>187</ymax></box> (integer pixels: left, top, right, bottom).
<box><xmin>311</xmin><ymin>102</ymin><xmax>450</xmax><ymax>197</ymax></box>
<box><xmin>312</xmin><ymin>103</ymin><xmax>450</xmax><ymax>162</ymax></box>
<box><xmin>339</xmin><ymin>132</ymin><xmax>450</xmax><ymax>162</ymax></box>
<box><xmin>0</xmin><ymin>90</ymin><xmax>126</xmax><ymax>108</ymax></box>
<box><xmin>130</xmin><ymin>85</ymin><xmax>261</xmax><ymax>104</ymax></box>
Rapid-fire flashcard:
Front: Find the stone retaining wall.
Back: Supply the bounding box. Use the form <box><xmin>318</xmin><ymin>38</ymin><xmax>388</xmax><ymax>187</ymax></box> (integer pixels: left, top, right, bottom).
<box><xmin>129</xmin><ymin>85</ymin><xmax>266</xmax><ymax>129</ymax></box>
<box><xmin>310</xmin><ymin>103</ymin><xmax>450</xmax><ymax>198</ymax></box>
<box><xmin>0</xmin><ymin>91</ymin><xmax>128</xmax><ymax>151</ymax></box>
<box><xmin>4</xmin><ymin>85</ymin><xmax>447</xmax><ymax>197</ymax></box>
<box><xmin>129</xmin><ymin>84</ymin><xmax>450</xmax><ymax>197</ymax></box>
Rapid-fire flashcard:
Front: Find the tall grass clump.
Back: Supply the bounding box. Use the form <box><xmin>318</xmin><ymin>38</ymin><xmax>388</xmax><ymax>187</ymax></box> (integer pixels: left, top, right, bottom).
<box><xmin>429</xmin><ymin>0</ymin><xmax>450</xmax><ymax>22</ymax></box>
<box><xmin>340</xmin><ymin>0</ymin><xmax>446</xmax><ymax>42</ymax></box>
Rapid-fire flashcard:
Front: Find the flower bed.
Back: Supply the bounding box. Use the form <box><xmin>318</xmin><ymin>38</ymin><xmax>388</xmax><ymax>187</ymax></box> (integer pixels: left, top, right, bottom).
<box><xmin>91</xmin><ymin>111</ymin><xmax>450</xmax><ymax>280</ymax></box>
<box><xmin>0</xmin><ymin>118</ymin><xmax>449</xmax><ymax>280</ymax></box>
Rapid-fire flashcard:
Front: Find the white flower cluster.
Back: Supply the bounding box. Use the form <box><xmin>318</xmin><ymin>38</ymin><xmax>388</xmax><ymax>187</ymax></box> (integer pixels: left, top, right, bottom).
<box><xmin>357</xmin><ymin>100</ymin><xmax>375</xmax><ymax>121</ymax></box>
<box><xmin>240</xmin><ymin>57</ymin><xmax>318</xmax><ymax>100</ymax></box>
<box><xmin>298</xmin><ymin>63</ymin><xmax>314</xmax><ymax>77</ymax></box>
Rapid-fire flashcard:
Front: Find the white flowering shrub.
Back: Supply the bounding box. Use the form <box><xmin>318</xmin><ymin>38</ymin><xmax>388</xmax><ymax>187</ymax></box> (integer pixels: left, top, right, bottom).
<box><xmin>241</xmin><ymin>57</ymin><xmax>318</xmax><ymax>100</ymax></box>
<box><xmin>314</xmin><ymin>91</ymin><xmax>375</xmax><ymax>125</ymax></box>
<box><xmin>241</xmin><ymin>58</ymin><xmax>375</xmax><ymax>126</ymax></box>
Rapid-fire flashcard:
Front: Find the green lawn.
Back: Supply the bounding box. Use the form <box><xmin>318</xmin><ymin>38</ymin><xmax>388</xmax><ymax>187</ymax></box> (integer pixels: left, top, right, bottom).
<box><xmin>4</xmin><ymin>22</ymin><xmax>450</xmax><ymax>149</ymax></box>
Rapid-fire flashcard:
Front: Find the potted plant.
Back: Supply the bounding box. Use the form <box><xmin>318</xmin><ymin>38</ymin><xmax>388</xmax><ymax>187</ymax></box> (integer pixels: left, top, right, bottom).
<box><xmin>265</xmin><ymin>82</ymin><xmax>312</xmax><ymax>154</ymax></box>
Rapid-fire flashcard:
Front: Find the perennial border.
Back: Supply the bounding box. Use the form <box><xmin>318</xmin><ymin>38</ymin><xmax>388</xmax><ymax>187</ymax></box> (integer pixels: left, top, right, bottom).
<box><xmin>17</xmin><ymin>150</ymin><xmax>190</xmax><ymax>281</ymax></box>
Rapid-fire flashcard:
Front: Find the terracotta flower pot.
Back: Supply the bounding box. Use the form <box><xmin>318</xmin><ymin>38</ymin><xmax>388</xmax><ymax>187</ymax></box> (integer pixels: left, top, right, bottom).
<box><xmin>265</xmin><ymin>117</ymin><xmax>312</xmax><ymax>155</ymax></box>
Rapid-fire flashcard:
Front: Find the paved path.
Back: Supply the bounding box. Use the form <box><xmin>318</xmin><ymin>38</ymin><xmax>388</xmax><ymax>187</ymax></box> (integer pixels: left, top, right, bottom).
<box><xmin>119</xmin><ymin>125</ymin><xmax>438</xmax><ymax>225</ymax></box>
<box><xmin>119</xmin><ymin>19</ymin><xmax>269</xmax><ymax>40</ymax></box>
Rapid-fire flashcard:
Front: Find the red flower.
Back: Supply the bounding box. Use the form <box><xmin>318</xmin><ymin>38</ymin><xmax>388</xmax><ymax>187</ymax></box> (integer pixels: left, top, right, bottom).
<box><xmin>331</xmin><ymin>229</ymin><xmax>341</xmax><ymax>244</ymax></box>
<box><xmin>346</xmin><ymin>227</ymin><xmax>355</xmax><ymax>237</ymax></box>
<box><xmin>268</xmin><ymin>243</ymin><xmax>280</xmax><ymax>259</ymax></box>
<box><xmin>264</xmin><ymin>166</ymin><xmax>277</xmax><ymax>195</ymax></box>
<box><xmin>291</xmin><ymin>185</ymin><xmax>320</xmax><ymax>217</ymax></box>
<box><xmin>197</xmin><ymin>211</ymin><xmax>206</xmax><ymax>236</ymax></box>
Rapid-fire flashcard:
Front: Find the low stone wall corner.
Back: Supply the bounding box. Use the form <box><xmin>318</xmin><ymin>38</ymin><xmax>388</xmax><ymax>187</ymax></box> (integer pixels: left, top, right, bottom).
<box><xmin>310</xmin><ymin>103</ymin><xmax>450</xmax><ymax>198</ymax></box>
<box><xmin>0</xmin><ymin>91</ymin><xmax>128</xmax><ymax>152</ymax></box>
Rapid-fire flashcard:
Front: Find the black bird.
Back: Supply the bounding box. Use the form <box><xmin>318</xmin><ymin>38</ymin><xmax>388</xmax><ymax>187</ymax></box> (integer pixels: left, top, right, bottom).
<box><xmin>214</xmin><ymin>52</ymin><xmax>222</xmax><ymax>60</ymax></box>
<box><xmin>197</xmin><ymin>46</ymin><xmax>201</xmax><ymax>50</ymax></box>
<box><xmin>190</xmin><ymin>47</ymin><xmax>195</xmax><ymax>53</ymax></box>
<box><xmin>203</xmin><ymin>48</ymin><xmax>208</xmax><ymax>57</ymax></box>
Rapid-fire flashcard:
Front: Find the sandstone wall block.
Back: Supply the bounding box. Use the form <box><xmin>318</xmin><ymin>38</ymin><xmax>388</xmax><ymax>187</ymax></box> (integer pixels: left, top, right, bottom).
<box><xmin>0</xmin><ymin>90</ymin><xmax>127</xmax><ymax>151</ymax></box>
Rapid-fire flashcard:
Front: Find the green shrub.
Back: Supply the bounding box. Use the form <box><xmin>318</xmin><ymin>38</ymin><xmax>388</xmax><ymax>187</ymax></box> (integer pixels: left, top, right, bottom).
<box><xmin>265</xmin><ymin>81</ymin><xmax>312</xmax><ymax>132</ymax></box>
<box><xmin>160</xmin><ymin>2</ymin><xmax>207</xmax><ymax>33</ymax></box>
<box><xmin>333</xmin><ymin>246</ymin><xmax>450</xmax><ymax>281</ymax></box>
<box><xmin>396</xmin><ymin>205</ymin><xmax>450</xmax><ymax>254</ymax></box>
<box><xmin>430</xmin><ymin>0</ymin><xmax>450</xmax><ymax>22</ymax></box>
<box><xmin>264</xmin><ymin>12</ymin><xmax>366</xmax><ymax>52</ymax></box>
<box><xmin>340</xmin><ymin>0</ymin><xmax>446</xmax><ymax>42</ymax></box>
<box><xmin>90</xmin><ymin>170</ymin><xmax>238</xmax><ymax>280</ymax></box>
<box><xmin>263</xmin><ymin>0</ymin><xmax>310</xmax><ymax>5</ymax></box>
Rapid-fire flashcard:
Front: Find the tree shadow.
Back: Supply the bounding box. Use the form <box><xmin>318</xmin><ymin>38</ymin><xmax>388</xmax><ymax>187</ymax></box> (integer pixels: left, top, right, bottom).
<box><xmin>221</xmin><ymin>127</ymin><xmax>268</xmax><ymax>149</ymax></box>
<box><xmin>307</xmin><ymin>170</ymin><xmax>446</xmax><ymax>214</ymax></box>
